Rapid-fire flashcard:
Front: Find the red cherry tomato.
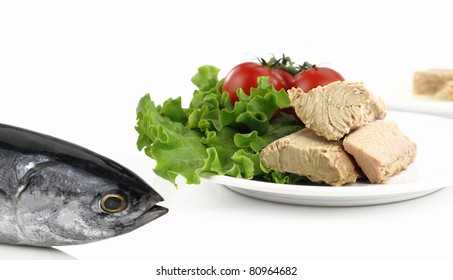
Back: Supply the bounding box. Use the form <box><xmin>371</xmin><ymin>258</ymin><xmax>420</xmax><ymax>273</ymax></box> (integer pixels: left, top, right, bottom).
<box><xmin>221</xmin><ymin>60</ymin><xmax>345</xmax><ymax>123</ymax></box>
<box><xmin>222</xmin><ymin>62</ymin><xmax>287</xmax><ymax>104</ymax></box>
<box><xmin>272</xmin><ymin>68</ymin><xmax>294</xmax><ymax>89</ymax></box>
<box><xmin>293</xmin><ymin>67</ymin><xmax>345</xmax><ymax>92</ymax></box>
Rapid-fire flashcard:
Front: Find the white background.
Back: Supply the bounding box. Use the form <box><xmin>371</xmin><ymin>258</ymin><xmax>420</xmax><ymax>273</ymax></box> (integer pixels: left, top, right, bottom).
<box><xmin>1</xmin><ymin>0</ymin><xmax>453</xmax><ymax>279</ymax></box>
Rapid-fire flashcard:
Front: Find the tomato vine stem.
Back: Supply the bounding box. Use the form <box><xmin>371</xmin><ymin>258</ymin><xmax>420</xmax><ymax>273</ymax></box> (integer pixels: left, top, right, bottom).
<box><xmin>258</xmin><ymin>54</ymin><xmax>315</xmax><ymax>76</ymax></box>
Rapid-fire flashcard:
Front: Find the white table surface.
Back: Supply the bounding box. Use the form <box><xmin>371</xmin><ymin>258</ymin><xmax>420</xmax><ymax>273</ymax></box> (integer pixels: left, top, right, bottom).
<box><xmin>1</xmin><ymin>0</ymin><xmax>453</xmax><ymax>279</ymax></box>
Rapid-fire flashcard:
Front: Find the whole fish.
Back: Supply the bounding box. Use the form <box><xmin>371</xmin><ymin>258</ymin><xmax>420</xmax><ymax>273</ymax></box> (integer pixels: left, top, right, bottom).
<box><xmin>0</xmin><ymin>123</ymin><xmax>168</xmax><ymax>247</ymax></box>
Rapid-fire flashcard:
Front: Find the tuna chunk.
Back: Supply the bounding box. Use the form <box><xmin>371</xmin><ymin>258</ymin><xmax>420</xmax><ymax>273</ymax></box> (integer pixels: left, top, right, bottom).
<box><xmin>434</xmin><ymin>80</ymin><xmax>453</xmax><ymax>101</ymax></box>
<box><xmin>413</xmin><ymin>69</ymin><xmax>453</xmax><ymax>95</ymax></box>
<box><xmin>260</xmin><ymin>128</ymin><xmax>360</xmax><ymax>186</ymax></box>
<box><xmin>343</xmin><ymin>120</ymin><xmax>417</xmax><ymax>184</ymax></box>
<box><xmin>288</xmin><ymin>81</ymin><xmax>386</xmax><ymax>140</ymax></box>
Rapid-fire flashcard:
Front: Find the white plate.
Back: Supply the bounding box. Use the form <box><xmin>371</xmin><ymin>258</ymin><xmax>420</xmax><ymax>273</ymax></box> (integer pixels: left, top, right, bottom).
<box><xmin>386</xmin><ymin>98</ymin><xmax>453</xmax><ymax>119</ymax></box>
<box><xmin>202</xmin><ymin>111</ymin><xmax>453</xmax><ymax>206</ymax></box>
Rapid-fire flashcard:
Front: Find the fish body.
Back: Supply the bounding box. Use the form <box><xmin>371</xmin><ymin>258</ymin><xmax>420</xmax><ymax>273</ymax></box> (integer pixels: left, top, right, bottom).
<box><xmin>0</xmin><ymin>123</ymin><xmax>167</xmax><ymax>247</ymax></box>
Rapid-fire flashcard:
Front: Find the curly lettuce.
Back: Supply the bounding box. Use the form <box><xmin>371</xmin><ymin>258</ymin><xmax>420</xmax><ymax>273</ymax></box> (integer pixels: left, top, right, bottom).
<box><xmin>136</xmin><ymin>65</ymin><xmax>304</xmax><ymax>186</ymax></box>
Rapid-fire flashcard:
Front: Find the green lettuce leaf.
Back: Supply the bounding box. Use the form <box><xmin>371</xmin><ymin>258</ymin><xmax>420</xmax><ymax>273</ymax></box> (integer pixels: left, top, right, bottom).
<box><xmin>136</xmin><ymin>65</ymin><xmax>305</xmax><ymax>186</ymax></box>
<box><xmin>136</xmin><ymin>94</ymin><xmax>207</xmax><ymax>184</ymax></box>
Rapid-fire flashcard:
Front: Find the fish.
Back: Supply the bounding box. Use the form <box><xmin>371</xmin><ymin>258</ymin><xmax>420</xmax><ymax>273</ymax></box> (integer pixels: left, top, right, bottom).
<box><xmin>0</xmin><ymin>123</ymin><xmax>168</xmax><ymax>247</ymax></box>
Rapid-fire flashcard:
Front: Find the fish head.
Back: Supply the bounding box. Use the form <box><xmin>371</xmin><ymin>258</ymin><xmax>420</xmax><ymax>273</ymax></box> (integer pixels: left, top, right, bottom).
<box><xmin>15</xmin><ymin>160</ymin><xmax>168</xmax><ymax>246</ymax></box>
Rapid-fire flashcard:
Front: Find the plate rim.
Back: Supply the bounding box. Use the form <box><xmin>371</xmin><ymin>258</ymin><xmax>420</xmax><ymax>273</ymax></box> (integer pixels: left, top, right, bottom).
<box><xmin>385</xmin><ymin>98</ymin><xmax>453</xmax><ymax>119</ymax></box>
<box><xmin>201</xmin><ymin>173</ymin><xmax>447</xmax><ymax>199</ymax></box>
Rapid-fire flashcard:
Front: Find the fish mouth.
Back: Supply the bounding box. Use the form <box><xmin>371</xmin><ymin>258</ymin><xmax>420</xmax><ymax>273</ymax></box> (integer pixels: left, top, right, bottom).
<box><xmin>144</xmin><ymin>204</ymin><xmax>168</xmax><ymax>221</ymax></box>
<box><xmin>129</xmin><ymin>204</ymin><xmax>168</xmax><ymax>230</ymax></box>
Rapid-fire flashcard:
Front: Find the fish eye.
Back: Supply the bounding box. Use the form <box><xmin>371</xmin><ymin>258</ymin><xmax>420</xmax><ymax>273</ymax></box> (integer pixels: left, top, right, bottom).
<box><xmin>99</xmin><ymin>193</ymin><xmax>128</xmax><ymax>213</ymax></box>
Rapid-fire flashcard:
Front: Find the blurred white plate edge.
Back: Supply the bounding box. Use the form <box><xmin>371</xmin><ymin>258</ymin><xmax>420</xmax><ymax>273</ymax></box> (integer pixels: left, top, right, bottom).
<box><xmin>385</xmin><ymin>97</ymin><xmax>453</xmax><ymax>119</ymax></box>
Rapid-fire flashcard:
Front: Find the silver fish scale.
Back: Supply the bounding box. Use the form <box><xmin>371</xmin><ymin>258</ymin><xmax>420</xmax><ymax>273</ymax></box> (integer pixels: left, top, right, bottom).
<box><xmin>0</xmin><ymin>149</ymin><xmax>50</xmax><ymax>244</ymax></box>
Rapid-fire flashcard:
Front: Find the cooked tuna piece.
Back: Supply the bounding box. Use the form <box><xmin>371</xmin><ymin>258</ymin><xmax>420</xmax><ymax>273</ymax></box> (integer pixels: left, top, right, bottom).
<box><xmin>260</xmin><ymin>128</ymin><xmax>360</xmax><ymax>186</ymax></box>
<box><xmin>434</xmin><ymin>80</ymin><xmax>453</xmax><ymax>101</ymax></box>
<box><xmin>343</xmin><ymin>120</ymin><xmax>417</xmax><ymax>184</ymax></box>
<box><xmin>288</xmin><ymin>81</ymin><xmax>386</xmax><ymax>141</ymax></box>
<box><xmin>413</xmin><ymin>69</ymin><xmax>453</xmax><ymax>95</ymax></box>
